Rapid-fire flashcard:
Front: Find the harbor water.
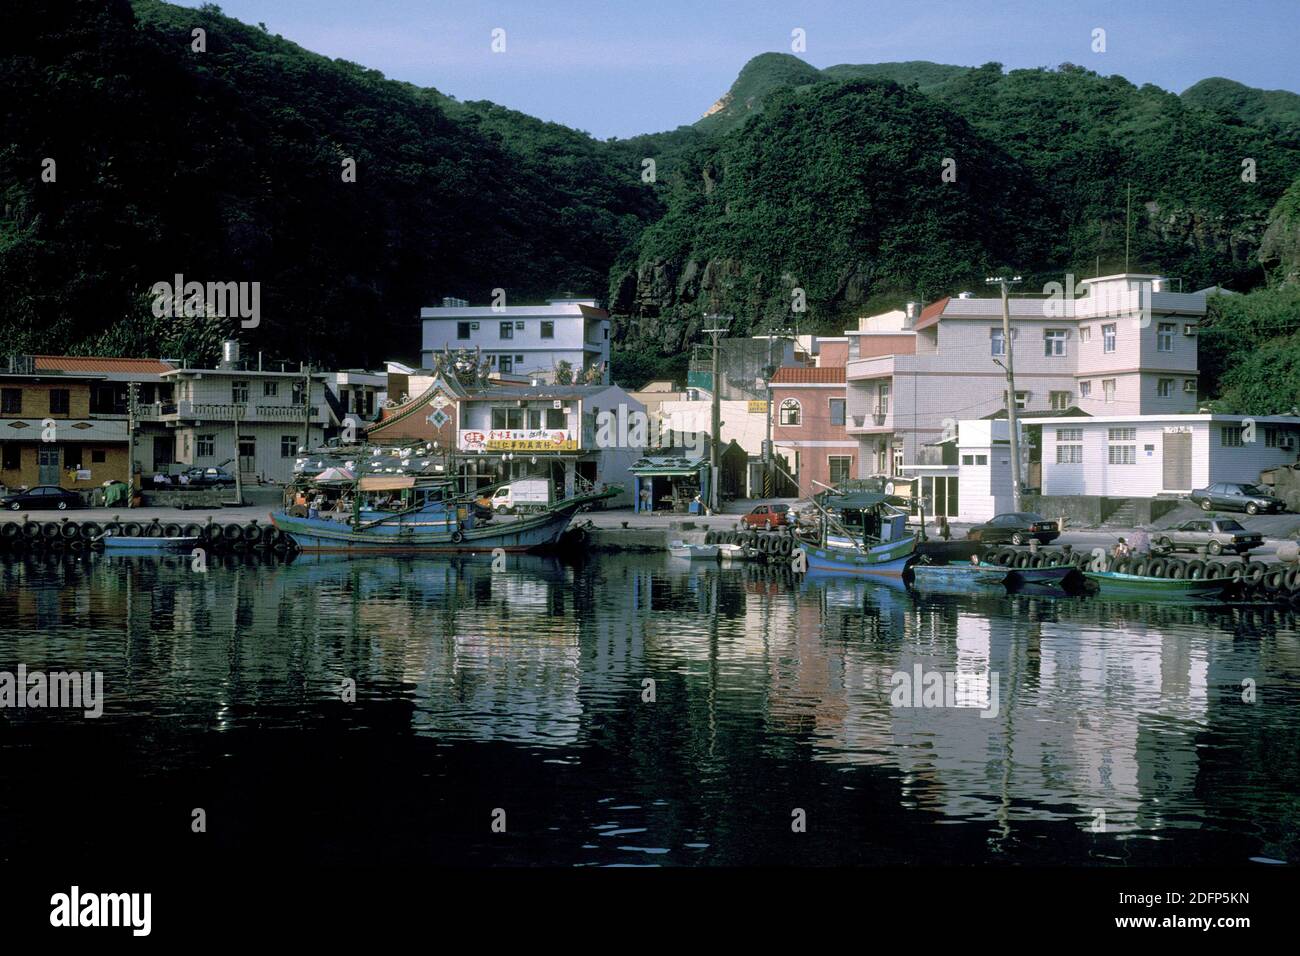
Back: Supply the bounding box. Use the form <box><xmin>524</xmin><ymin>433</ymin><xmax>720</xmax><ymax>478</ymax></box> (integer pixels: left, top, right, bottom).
<box><xmin>1</xmin><ymin>551</ymin><xmax>1296</xmax><ymax>866</ymax></box>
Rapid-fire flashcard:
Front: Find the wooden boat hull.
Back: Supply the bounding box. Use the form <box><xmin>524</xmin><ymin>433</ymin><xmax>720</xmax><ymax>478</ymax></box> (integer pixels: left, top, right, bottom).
<box><xmin>979</xmin><ymin>561</ymin><xmax>1079</xmax><ymax>585</ymax></box>
<box><xmin>803</xmin><ymin>537</ymin><xmax>915</xmax><ymax>577</ymax></box>
<box><xmin>102</xmin><ymin>535</ymin><xmax>200</xmax><ymax>551</ymax></box>
<box><xmin>910</xmin><ymin>563</ymin><xmax>1014</xmax><ymax>593</ymax></box>
<box><xmin>1083</xmin><ymin>570</ymin><xmax>1231</xmax><ymax>598</ymax></box>
<box><xmin>271</xmin><ymin>496</ymin><xmax>592</xmax><ymax>553</ymax></box>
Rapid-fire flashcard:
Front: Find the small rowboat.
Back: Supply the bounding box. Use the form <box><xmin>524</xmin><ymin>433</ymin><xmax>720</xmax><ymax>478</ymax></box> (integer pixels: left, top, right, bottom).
<box><xmin>716</xmin><ymin>542</ymin><xmax>753</xmax><ymax>561</ymax></box>
<box><xmin>668</xmin><ymin>540</ymin><xmax>720</xmax><ymax>560</ymax></box>
<box><xmin>100</xmin><ymin>531</ymin><xmax>200</xmax><ymax>552</ymax></box>
<box><xmin>978</xmin><ymin>561</ymin><xmax>1079</xmax><ymax>586</ymax></box>
<box><xmin>909</xmin><ymin>562</ymin><xmax>1014</xmax><ymax>594</ymax></box>
<box><xmin>1082</xmin><ymin>570</ymin><xmax>1231</xmax><ymax>598</ymax></box>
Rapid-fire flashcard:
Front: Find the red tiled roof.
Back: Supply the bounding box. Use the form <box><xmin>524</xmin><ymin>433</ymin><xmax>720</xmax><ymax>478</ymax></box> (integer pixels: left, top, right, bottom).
<box><xmin>770</xmin><ymin>366</ymin><xmax>846</xmax><ymax>384</ymax></box>
<box><xmin>34</xmin><ymin>355</ymin><xmax>174</xmax><ymax>374</ymax></box>
<box><xmin>912</xmin><ymin>297</ymin><xmax>951</xmax><ymax>331</ymax></box>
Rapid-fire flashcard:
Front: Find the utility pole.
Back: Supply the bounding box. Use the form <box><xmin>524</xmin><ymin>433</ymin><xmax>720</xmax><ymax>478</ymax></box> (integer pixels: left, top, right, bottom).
<box><xmin>231</xmin><ymin>401</ymin><xmax>244</xmax><ymax>506</ymax></box>
<box><xmin>303</xmin><ymin>363</ymin><xmax>312</xmax><ymax>457</ymax></box>
<box><xmin>987</xmin><ymin>275</ymin><xmax>1023</xmax><ymax>512</ymax></box>
<box><xmin>702</xmin><ymin>315</ymin><xmax>730</xmax><ymax>514</ymax></box>
<box><xmin>126</xmin><ymin>381</ymin><xmax>138</xmax><ymax>508</ymax></box>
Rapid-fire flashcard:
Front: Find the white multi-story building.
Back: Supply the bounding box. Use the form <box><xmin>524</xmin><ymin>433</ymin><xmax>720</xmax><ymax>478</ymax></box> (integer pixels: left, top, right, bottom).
<box><xmin>420</xmin><ymin>297</ymin><xmax>611</xmax><ymax>385</ymax></box>
<box><xmin>152</xmin><ymin>343</ymin><xmax>328</xmax><ymax>484</ymax></box>
<box><xmin>845</xmin><ymin>275</ymin><xmax>1207</xmax><ymax>476</ymax></box>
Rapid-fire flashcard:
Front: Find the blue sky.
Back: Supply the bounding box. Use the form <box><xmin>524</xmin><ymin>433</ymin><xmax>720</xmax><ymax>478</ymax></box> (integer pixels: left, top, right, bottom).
<box><xmin>176</xmin><ymin>0</ymin><xmax>1300</xmax><ymax>139</ymax></box>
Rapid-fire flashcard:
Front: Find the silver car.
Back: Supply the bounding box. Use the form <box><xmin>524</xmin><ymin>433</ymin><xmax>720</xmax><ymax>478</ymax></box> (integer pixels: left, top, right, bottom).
<box><xmin>1154</xmin><ymin>518</ymin><xmax>1263</xmax><ymax>556</ymax></box>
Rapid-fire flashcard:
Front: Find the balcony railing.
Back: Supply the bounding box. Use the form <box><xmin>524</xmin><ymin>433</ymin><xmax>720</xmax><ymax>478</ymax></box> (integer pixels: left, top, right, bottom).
<box><xmin>151</xmin><ymin>401</ymin><xmax>323</xmax><ymax>422</ymax></box>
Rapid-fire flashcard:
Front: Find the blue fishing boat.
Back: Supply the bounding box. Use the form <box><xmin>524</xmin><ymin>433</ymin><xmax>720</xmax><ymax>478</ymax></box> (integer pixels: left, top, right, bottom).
<box><xmin>801</xmin><ymin>492</ymin><xmax>917</xmax><ymax>577</ymax></box>
<box><xmin>909</xmin><ymin>560</ymin><xmax>1015</xmax><ymax>594</ymax></box>
<box><xmin>271</xmin><ymin>475</ymin><xmax>617</xmax><ymax>553</ymax></box>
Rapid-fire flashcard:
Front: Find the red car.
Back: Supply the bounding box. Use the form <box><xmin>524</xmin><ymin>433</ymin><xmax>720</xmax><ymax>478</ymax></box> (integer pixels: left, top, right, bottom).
<box><xmin>741</xmin><ymin>504</ymin><xmax>790</xmax><ymax>529</ymax></box>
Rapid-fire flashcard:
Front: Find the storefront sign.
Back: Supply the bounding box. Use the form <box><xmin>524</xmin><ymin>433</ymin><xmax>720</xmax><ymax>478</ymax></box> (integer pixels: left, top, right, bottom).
<box><xmin>459</xmin><ymin>429</ymin><xmax>577</xmax><ymax>452</ymax></box>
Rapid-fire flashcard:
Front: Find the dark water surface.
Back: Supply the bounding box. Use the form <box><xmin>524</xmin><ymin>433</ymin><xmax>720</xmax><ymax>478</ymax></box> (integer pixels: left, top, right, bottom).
<box><xmin>1</xmin><ymin>551</ymin><xmax>1296</xmax><ymax>866</ymax></box>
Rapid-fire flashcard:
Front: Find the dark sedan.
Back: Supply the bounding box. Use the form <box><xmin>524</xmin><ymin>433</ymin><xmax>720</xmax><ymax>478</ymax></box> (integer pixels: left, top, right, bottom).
<box><xmin>181</xmin><ymin>466</ymin><xmax>237</xmax><ymax>488</ymax></box>
<box><xmin>966</xmin><ymin>512</ymin><xmax>1060</xmax><ymax>546</ymax></box>
<box><xmin>1188</xmin><ymin>482</ymin><xmax>1285</xmax><ymax>516</ymax></box>
<box><xmin>2</xmin><ymin>485</ymin><xmax>84</xmax><ymax>511</ymax></box>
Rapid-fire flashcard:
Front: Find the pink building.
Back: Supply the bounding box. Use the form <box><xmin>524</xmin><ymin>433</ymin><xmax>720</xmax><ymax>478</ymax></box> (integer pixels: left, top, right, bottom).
<box><xmin>770</xmin><ymin>366</ymin><xmax>854</xmax><ymax>498</ymax></box>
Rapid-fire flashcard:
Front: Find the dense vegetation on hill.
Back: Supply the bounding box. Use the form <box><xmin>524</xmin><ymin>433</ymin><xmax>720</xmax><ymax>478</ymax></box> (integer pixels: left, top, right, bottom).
<box><xmin>612</xmin><ymin>56</ymin><xmax>1300</xmax><ymax>360</ymax></box>
<box><xmin>0</xmin><ymin>0</ymin><xmax>660</xmax><ymax>365</ymax></box>
<box><xmin>1</xmin><ymin>3</ymin><xmax>1296</xmax><ymax>403</ymax></box>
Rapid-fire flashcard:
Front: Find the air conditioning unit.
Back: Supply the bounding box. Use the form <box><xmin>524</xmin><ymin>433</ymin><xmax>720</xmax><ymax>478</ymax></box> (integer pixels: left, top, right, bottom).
<box><xmin>1183</xmin><ymin>324</ymin><xmax>1197</xmax><ymax>336</ymax></box>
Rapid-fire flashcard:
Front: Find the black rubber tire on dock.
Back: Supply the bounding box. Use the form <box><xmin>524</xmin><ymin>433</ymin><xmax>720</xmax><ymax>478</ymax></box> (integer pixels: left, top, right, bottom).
<box><xmin>41</xmin><ymin>523</ymin><xmax>61</xmax><ymax>540</ymax></box>
<box><xmin>1185</xmin><ymin>559</ymin><xmax>1206</xmax><ymax>580</ymax></box>
<box><xmin>1166</xmin><ymin>559</ymin><xmax>1188</xmax><ymax>579</ymax></box>
<box><xmin>183</xmin><ymin>523</ymin><xmax>204</xmax><ymax>539</ymax></box>
<box><xmin>162</xmin><ymin>523</ymin><xmax>182</xmax><ymax>539</ymax></box>
<box><xmin>1263</xmin><ymin>567</ymin><xmax>1288</xmax><ymax>593</ymax></box>
<box><xmin>1202</xmin><ymin>562</ymin><xmax>1225</xmax><ymax>580</ymax></box>
<box><xmin>223</xmin><ymin>523</ymin><xmax>244</xmax><ymax>541</ymax></box>
<box><xmin>1243</xmin><ymin>561</ymin><xmax>1267</xmax><ymax>588</ymax></box>
<box><xmin>58</xmin><ymin>521</ymin><xmax>79</xmax><ymax>539</ymax></box>
<box><xmin>243</xmin><ymin>523</ymin><xmax>262</xmax><ymax>544</ymax></box>
<box><xmin>1145</xmin><ymin>558</ymin><xmax>1167</xmax><ymax>578</ymax></box>
<box><xmin>0</xmin><ymin>524</ymin><xmax>19</xmax><ymax>542</ymax></box>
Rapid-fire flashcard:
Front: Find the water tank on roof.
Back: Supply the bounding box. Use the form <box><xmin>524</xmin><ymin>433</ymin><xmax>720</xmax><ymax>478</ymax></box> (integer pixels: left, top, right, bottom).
<box><xmin>957</xmin><ymin>291</ymin><xmax>975</xmax><ymax>299</ymax></box>
<box><xmin>220</xmin><ymin>339</ymin><xmax>240</xmax><ymax>368</ymax></box>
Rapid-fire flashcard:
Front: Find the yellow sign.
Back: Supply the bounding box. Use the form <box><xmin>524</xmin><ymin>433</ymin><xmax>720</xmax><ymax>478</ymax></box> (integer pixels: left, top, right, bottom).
<box><xmin>485</xmin><ymin>439</ymin><xmax>578</xmax><ymax>452</ymax></box>
<box><xmin>748</xmin><ymin>401</ymin><xmax>767</xmax><ymax>414</ymax></box>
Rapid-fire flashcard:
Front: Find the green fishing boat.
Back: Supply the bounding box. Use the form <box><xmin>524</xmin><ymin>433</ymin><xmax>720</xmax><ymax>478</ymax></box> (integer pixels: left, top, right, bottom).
<box><xmin>1082</xmin><ymin>569</ymin><xmax>1231</xmax><ymax>598</ymax></box>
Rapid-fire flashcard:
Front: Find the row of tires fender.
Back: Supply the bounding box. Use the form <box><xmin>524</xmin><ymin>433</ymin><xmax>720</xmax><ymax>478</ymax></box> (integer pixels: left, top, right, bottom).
<box><xmin>704</xmin><ymin>529</ymin><xmax>798</xmax><ymax>557</ymax></box>
<box><xmin>0</xmin><ymin>520</ymin><xmax>296</xmax><ymax>551</ymax></box>
<box><xmin>984</xmin><ymin>546</ymin><xmax>1300</xmax><ymax>592</ymax></box>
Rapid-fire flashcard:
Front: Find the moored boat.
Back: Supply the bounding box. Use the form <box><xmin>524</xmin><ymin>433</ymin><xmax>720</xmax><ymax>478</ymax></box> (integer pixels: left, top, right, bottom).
<box><xmin>272</xmin><ymin>475</ymin><xmax>618</xmax><ymax>554</ymax></box>
<box><xmin>909</xmin><ymin>561</ymin><xmax>1015</xmax><ymax>593</ymax></box>
<box><xmin>669</xmin><ymin>540</ymin><xmax>720</xmax><ymax>560</ymax></box>
<box><xmin>1082</xmin><ymin>569</ymin><xmax>1232</xmax><ymax>598</ymax></box>
<box><xmin>801</xmin><ymin>492</ymin><xmax>917</xmax><ymax>577</ymax></box>
<box><xmin>100</xmin><ymin>531</ymin><xmax>200</xmax><ymax>552</ymax></box>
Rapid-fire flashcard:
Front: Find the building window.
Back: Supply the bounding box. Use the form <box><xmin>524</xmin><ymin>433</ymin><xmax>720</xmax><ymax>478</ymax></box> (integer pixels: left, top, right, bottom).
<box><xmin>1050</xmin><ymin>391</ymin><xmax>1071</xmax><ymax>410</ymax></box>
<box><xmin>990</xmin><ymin>328</ymin><xmax>1005</xmax><ymax>356</ymax></box>
<box><xmin>1079</xmin><ymin>326</ymin><xmax>1091</xmax><ymax>343</ymax></box>
<box><xmin>1183</xmin><ymin>379</ymin><xmax>1197</xmax><ymax>394</ymax></box>
<box><xmin>1056</xmin><ymin>444</ymin><xmax>1083</xmax><ymax>463</ymax></box>
<box><xmin>499</xmin><ymin>355</ymin><xmax>514</xmax><ymax>373</ymax></box>
<box><xmin>828</xmin><ymin>455</ymin><xmax>852</xmax><ymax>484</ymax></box>
<box><xmin>1102</xmin><ymin>379</ymin><xmax>1116</xmax><ymax>403</ymax></box>
<box><xmin>49</xmin><ymin>389</ymin><xmax>70</xmax><ymax>415</ymax></box>
<box><xmin>1108</xmin><ymin>427</ymin><xmax>1136</xmax><ymax>441</ymax></box>
<box><xmin>499</xmin><ymin>321</ymin><xmax>513</xmax><ymax>340</ymax></box>
<box><xmin>1079</xmin><ymin>381</ymin><xmax>1092</xmax><ymax>398</ymax></box>
<box><xmin>1044</xmin><ymin>329</ymin><xmax>1067</xmax><ymax>356</ymax></box>
<box><xmin>62</xmin><ymin>444</ymin><xmax>82</xmax><ymax>469</ymax></box>
<box><xmin>491</xmin><ymin>407</ymin><xmax>525</xmax><ymax>430</ymax></box>
<box><xmin>91</xmin><ymin>449</ymin><xmax>106</xmax><ymax>463</ymax></box>
<box><xmin>877</xmin><ymin>383</ymin><xmax>890</xmax><ymax>415</ymax></box>
<box><xmin>1102</xmin><ymin>323</ymin><xmax>1116</xmax><ymax>353</ymax></box>
<box><xmin>1057</xmin><ymin>428</ymin><xmax>1083</xmax><ymax>442</ymax></box>
<box><xmin>960</xmin><ymin>454</ymin><xmax>990</xmax><ymax>466</ymax></box>
<box><xmin>232</xmin><ymin>381</ymin><xmax>249</xmax><ymax>404</ymax></box>
<box><xmin>540</xmin><ymin>321</ymin><xmax>554</xmax><ymax>339</ymax></box>
<box><xmin>1157</xmin><ymin>322</ymin><xmax>1175</xmax><ymax>352</ymax></box>
<box><xmin>779</xmin><ymin>398</ymin><xmax>802</xmax><ymax>426</ymax></box>
<box><xmin>1221</xmin><ymin>425</ymin><xmax>1244</xmax><ymax>447</ymax></box>
<box><xmin>1108</xmin><ymin>445</ymin><xmax>1136</xmax><ymax>465</ymax></box>
<box><xmin>829</xmin><ymin>398</ymin><xmax>846</xmax><ymax>426</ymax></box>
<box><xmin>546</xmin><ymin>408</ymin><xmax>566</xmax><ymax>429</ymax></box>
<box><xmin>2</xmin><ymin>443</ymin><xmax>20</xmax><ymax>470</ymax></box>
<box><xmin>526</xmin><ymin>408</ymin><xmax>542</xmax><ymax>430</ymax></box>
<box><xmin>197</xmin><ymin>434</ymin><xmax>215</xmax><ymax>458</ymax></box>
<box><xmin>1157</xmin><ymin>378</ymin><xmax>1173</xmax><ymax>398</ymax></box>
<box><xmin>280</xmin><ymin>435</ymin><xmax>299</xmax><ymax>457</ymax></box>
<box><xmin>1004</xmin><ymin>390</ymin><xmax>1028</xmax><ymax>410</ymax></box>
<box><xmin>457</xmin><ymin>322</ymin><xmax>471</xmax><ymax>339</ymax></box>
<box><xmin>1</xmin><ymin>388</ymin><xmax>20</xmax><ymax>414</ymax></box>
<box><xmin>263</xmin><ymin>381</ymin><xmax>278</xmax><ymax>397</ymax></box>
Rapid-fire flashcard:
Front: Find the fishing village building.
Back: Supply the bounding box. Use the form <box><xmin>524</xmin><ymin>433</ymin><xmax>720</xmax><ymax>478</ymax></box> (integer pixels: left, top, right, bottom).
<box><xmin>420</xmin><ymin>296</ymin><xmax>612</xmax><ymax>385</ymax></box>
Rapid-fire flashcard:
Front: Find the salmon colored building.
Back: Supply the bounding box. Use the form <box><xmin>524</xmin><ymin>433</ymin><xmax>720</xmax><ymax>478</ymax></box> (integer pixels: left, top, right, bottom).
<box><xmin>769</xmin><ymin>366</ymin><xmax>854</xmax><ymax>498</ymax></box>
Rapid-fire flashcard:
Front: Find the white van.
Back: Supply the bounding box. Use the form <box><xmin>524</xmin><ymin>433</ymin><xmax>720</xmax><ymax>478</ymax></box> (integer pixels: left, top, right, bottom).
<box><xmin>490</xmin><ymin>478</ymin><xmax>553</xmax><ymax>514</ymax></box>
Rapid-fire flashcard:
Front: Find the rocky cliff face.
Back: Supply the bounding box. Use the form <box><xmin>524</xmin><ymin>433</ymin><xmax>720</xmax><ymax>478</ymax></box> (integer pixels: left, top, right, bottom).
<box><xmin>1259</xmin><ymin>178</ymin><xmax>1300</xmax><ymax>285</ymax></box>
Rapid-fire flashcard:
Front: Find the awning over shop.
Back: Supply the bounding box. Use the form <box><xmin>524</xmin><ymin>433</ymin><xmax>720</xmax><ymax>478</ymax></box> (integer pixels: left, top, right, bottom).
<box><xmin>629</xmin><ymin>454</ymin><xmax>709</xmax><ymax>477</ymax></box>
<box><xmin>358</xmin><ymin>475</ymin><xmax>416</xmax><ymax>491</ymax></box>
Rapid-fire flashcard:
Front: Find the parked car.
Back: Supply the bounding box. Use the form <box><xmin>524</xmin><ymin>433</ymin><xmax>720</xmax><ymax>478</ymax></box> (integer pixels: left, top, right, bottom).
<box><xmin>966</xmin><ymin>512</ymin><xmax>1060</xmax><ymax>546</ymax></box>
<box><xmin>1188</xmin><ymin>482</ymin><xmax>1285</xmax><ymax>515</ymax></box>
<box><xmin>2</xmin><ymin>485</ymin><xmax>84</xmax><ymax>511</ymax></box>
<box><xmin>1154</xmin><ymin>518</ymin><xmax>1263</xmax><ymax>556</ymax></box>
<box><xmin>181</xmin><ymin>466</ymin><xmax>237</xmax><ymax>488</ymax></box>
<box><xmin>741</xmin><ymin>503</ymin><xmax>790</xmax><ymax>529</ymax></box>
